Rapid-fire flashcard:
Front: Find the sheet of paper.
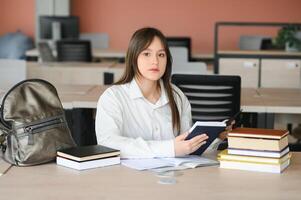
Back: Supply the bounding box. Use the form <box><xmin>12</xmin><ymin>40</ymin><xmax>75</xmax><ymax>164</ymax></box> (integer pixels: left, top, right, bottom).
<box><xmin>121</xmin><ymin>158</ymin><xmax>174</xmax><ymax>170</ymax></box>
<box><xmin>161</xmin><ymin>156</ymin><xmax>219</xmax><ymax>167</ymax></box>
<box><xmin>121</xmin><ymin>156</ymin><xmax>219</xmax><ymax>171</ymax></box>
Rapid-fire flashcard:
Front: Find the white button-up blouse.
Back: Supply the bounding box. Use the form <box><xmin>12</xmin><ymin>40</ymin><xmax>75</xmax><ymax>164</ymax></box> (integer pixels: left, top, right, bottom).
<box><xmin>95</xmin><ymin>79</ymin><xmax>220</xmax><ymax>158</ymax></box>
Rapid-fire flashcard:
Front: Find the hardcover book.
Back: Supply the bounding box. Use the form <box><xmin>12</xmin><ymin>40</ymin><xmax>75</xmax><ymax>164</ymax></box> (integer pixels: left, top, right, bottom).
<box><xmin>186</xmin><ymin>121</ymin><xmax>226</xmax><ymax>155</ymax></box>
<box><xmin>57</xmin><ymin>145</ymin><xmax>120</xmax><ymax>162</ymax></box>
<box><xmin>219</xmin><ymin>158</ymin><xmax>290</xmax><ymax>173</ymax></box>
<box><xmin>218</xmin><ymin>150</ymin><xmax>291</xmax><ymax>165</ymax></box>
<box><xmin>228</xmin><ymin>135</ymin><xmax>288</xmax><ymax>151</ymax></box>
<box><xmin>228</xmin><ymin>128</ymin><xmax>289</xmax><ymax>139</ymax></box>
<box><xmin>57</xmin><ymin>156</ymin><xmax>120</xmax><ymax>171</ymax></box>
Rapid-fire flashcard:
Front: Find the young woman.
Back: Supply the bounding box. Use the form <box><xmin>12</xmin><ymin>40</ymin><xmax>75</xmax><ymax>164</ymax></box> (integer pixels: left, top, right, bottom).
<box><xmin>95</xmin><ymin>27</ymin><xmax>230</xmax><ymax>158</ymax></box>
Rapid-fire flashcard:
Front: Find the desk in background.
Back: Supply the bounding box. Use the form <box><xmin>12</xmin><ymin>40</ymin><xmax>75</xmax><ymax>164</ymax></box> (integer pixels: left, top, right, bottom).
<box><xmin>27</xmin><ymin>61</ymin><xmax>125</xmax><ymax>85</ymax></box>
<box><xmin>26</xmin><ymin>48</ymin><xmax>213</xmax><ymax>63</ymax></box>
<box><xmin>26</xmin><ymin>48</ymin><xmax>126</xmax><ymax>61</ymax></box>
<box><xmin>56</xmin><ymin>86</ymin><xmax>301</xmax><ymax>148</ymax></box>
<box><xmin>1</xmin><ymin>153</ymin><xmax>301</xmax><ymax>199</ymax></box>
<box><xmin>56</xmin><ymin>84</ymin><xmax>108</xmax><ymax>146</ymax></box>
<box><xmin>2</xmin><ymin>83</ymin><xmax>301</xmax><ymax>146</ymax></box>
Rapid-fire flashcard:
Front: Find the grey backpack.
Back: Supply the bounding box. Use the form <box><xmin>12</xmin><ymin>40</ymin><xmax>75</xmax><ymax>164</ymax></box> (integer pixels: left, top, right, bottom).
<box><xmin>0</xmin><ymin>79</ymin><xmax>76</xmax><ymax>166</ymax></box>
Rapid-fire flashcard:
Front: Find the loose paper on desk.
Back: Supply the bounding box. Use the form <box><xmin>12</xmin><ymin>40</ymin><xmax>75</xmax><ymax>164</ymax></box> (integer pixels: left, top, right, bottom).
<box><xmin>121</xmin><ymin>156</ymin><xmax>219</xmax><ymax>171</ymax></box>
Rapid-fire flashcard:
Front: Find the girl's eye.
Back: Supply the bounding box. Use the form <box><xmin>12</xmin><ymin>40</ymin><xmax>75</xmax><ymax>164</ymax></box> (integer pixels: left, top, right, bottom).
<box><xmin>158</xmin><ymin>53</ymin><xmax>166</xmax><ymax>57</ymax></box>
<box><xmin>142</xmin><ymin>52</ymin><xmax>151</xmax><ymax>56</ymax></box>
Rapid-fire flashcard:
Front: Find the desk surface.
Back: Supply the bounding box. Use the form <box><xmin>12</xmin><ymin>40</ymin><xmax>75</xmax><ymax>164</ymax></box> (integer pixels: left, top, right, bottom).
<box><xmin>258</xmin><ymin>88</ymin><xmax>301</xmax><ymax>113</ymax></box>
<box><xmin>218</xmin><ymin>50</ymin><xmax>301</xmax><ymax>56</ymax></box>
<box><xmin>241</xmin><ymin>88</ymin><xmax>265</xmax><ymax>112</ymax></box>
<box><xmin>29</xmin><ymin>61</ymin><xmax>116</xmax><ymax>67</ymax></box>
<box><xmin>2</xmin><ymin>83</ymin><xmax>301</xmax><ymax>113</ymax></box>
<box><xmin>27</xmin><ymin>61</ymin><xmax>125</xmax><ymax>86</ymax></box>
<box><xmin>26</xmin><ymin>48</ymin><xmax>213</xmax><ymax>60</ymax></box>
<box><xmin>58</xmin><ymin>87</ymin><xmax>264</xmax><ymax>111</ymax></box>
<box><xmin>56</xmin><ymin>86</ymin><xmax>301</xmax><ymax>114</ymax></box>
<box><xmin>57</xmin><ymin>85</ymin><xmax>108</xmax><ymax>109</ymax></box>
<box><xmin>26</xmin><ymin>48</ymin><xmax>126</xmax><ymax>59</ymax></box>
<box><xmin>0</xmin><ymin>153</ymin><xmax>300</xmax><ymax>200</ymax></box>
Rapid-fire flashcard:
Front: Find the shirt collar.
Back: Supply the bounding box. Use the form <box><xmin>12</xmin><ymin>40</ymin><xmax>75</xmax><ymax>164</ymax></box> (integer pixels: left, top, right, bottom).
<box><xmin>129</xmin><ymin>78</ymin><xmax>144</xmax><ymax>99</ymax></box>
<box><xmin>129</xmin><ymin>79</ymin><xmax>169</xmax><ymax>107</ymax></box>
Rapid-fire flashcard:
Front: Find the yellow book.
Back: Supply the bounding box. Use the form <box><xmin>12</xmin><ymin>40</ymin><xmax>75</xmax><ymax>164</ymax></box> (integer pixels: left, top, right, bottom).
<box><xmin>219</xmin><ymin>158</ymin><xmax>290</xmax><ymax>173</ymax></box>
<box><xmin>218</xmin><ymin>150</ymin><xmax>291</xmax><ymax>165</ymax></box>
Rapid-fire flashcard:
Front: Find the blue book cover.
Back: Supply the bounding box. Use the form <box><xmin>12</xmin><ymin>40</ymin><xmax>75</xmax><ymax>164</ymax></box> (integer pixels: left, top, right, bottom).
<box><xmin>185</xmin><ymin>121</ymin><xmax>226</xmax><ymax>155</ymax></box>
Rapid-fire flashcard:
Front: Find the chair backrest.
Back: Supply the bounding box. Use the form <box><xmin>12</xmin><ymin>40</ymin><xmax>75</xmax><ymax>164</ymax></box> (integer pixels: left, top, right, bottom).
<box><xmin>0</xmin><ymin>59</ymin><xmax>26</xmax><ymax>90</ymax></box>
<box><xmin>170</xmin><ymin>47</ymin><xmax>207</xmax><ymax>75</ymax></box>
<box><xmin>170</xmin><ymin>47</ymin><xmax>188</xmax><ymax>63</ymax></box>
<box><xmin>171</xmin><ymin>74</ymin><xmax>241</xmax><ymax>123</ymax></box>
<box><xmin>56</xmin><ymin>40</ymin><xmax>92</xmax><ymax>62</ymax></box>
<box><xmin>80</xmin><ymin>33</ymin><xmax>109</xmax><ymax>49</ymax></box>
<box><xmin>166</xmin><ymin>37</ymin><xmax>191</xmax><ymax>61</ymax></box>
<box><xmin>38</xmin><ymin>42</ymin><xmax>56</xmax><ymax>62</ymax></box>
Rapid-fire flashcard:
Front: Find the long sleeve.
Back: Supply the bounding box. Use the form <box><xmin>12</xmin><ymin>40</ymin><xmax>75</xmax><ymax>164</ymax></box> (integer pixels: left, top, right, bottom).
<box><xmin>95</xmin><ymin>88</ymin><xmax>175</xmax><ymax>159</ymax></box>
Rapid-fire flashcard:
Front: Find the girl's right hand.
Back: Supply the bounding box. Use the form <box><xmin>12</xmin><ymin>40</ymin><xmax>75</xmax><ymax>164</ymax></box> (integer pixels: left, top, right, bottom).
<box><xmin>174</xmin><ymin>132</ymin><xmax>209</xmax><ymax>157</ymax></box>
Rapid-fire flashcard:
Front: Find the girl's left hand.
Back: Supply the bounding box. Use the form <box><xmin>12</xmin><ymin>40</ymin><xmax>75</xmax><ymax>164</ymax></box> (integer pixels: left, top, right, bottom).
<box><xmin>218</xmin><ymin>120</ymin><xmax>235</xmax><ymax>140</ymax></box>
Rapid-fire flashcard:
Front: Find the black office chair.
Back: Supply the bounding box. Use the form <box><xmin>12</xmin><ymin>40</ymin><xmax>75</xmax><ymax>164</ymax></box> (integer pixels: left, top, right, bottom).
<box><xmin>172</xmin><ymin>74</ymin><xmax>241</xmax><ymax>150</ymax></box>
<box><xmin>166</xmin><ymin>37</ymin><xmax>191</xmax><ymax>61</ymax></box>
<box><xmin>56</xmin><ymin>40</ymin><xmax>93</xmax><ymax>146</ymax></box>
<box><xmin>171</xmin><ymin>74</ymin><xmax>241</xmax><ymax>123</ymax></box>
<box><xmin>56</xmin><ymin>40</ymin><xmax>92</xmax><ymax>62</ymax></box>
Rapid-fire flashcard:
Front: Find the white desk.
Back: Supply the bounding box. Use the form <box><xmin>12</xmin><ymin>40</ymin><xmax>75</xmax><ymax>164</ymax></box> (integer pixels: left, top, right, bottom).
<box><xmin>58</xmin><ymin>85</ymin><xmax>108</xmax><ymax>109</ymax></box>
<box><xmin>26</xmin><ymin>61</ymin><xmax>125</xmax><ymax>86</ymax></box>
<box><xmin>258</xmin><ymin>88</ymin><xmax>301</xmax><ymax>114</ymax></box>
<box><xmin>26</xmin><ymin>48</ymin><xmax>126</xmax><ymax>59</ymax></box>
<box><xmin>256</xmin><ymin>88</ymin><xmax>301</xmax><ymax>133</ymax></box>
<box><xmin>241</xmin><ymin>88</ymin><xmax>265</xmax><ymax>113</ymax></box>
<box><xmin>56</xmin><ymin>86</ymin><xmax>301</xmax><ymax>132</ymax></box>
<box><xmin>0</xmin><ymin>153</ymin><xmax>300</xmax><ymax>199</ymax></box>
<box><xmin>26</xmin><ymin>48</ymin><xmax>212</xmax><ymax>61</ymax></box>
<box><xmin>58</xmin><ymin>87</ymin><xmax>264</xmax><ymax>112</ymax></box>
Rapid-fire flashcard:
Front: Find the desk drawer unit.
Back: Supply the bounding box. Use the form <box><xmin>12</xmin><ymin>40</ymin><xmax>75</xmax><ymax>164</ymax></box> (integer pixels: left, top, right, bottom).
<box><xmin>261</xmin><ymin>59</ymin><xmax>301</xmax><ymax>88</ymax></box>
<box><xmin>219</xmin><ymin>58</ymin><xmax>259</xmax><ymax>88</ymax></box>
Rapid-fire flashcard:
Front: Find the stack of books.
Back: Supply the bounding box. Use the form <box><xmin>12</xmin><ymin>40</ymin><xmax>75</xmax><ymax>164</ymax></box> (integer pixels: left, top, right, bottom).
<box><xmin>218</xmin><ymin>128</ymin><xmax>291</xmax><ymax>173</ymax></box>
<box><xmin>57</xmin><ymin>145</ymin><xmax>121</xmax><ymax>170</ymax></box>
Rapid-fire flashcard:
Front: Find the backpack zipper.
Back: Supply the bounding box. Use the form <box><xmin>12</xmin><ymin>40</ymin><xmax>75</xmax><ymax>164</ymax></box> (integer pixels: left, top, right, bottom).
<box><xmin>21</xmin><ymin>116</ymin><xmax>65</xmax><ymax>145</ymax></box>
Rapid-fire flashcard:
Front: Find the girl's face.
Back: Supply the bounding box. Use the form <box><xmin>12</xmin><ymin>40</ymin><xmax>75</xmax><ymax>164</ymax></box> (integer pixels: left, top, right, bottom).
<box><xmin>136</xmin><ymin>36</ymin><xmax>167</xmax><ymax>82</ymax></box>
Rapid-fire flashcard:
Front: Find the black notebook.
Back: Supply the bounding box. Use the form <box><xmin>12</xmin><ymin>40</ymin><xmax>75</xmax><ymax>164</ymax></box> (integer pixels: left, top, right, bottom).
<box><xmin>57</xmin><ymin>145</ymin><xmax>120</xmax><ymax>162</ymax></box>
<box><xmin>185</xmin><ymin>121</ymin><xmax>226</xmax><ymax>155</ymax></box>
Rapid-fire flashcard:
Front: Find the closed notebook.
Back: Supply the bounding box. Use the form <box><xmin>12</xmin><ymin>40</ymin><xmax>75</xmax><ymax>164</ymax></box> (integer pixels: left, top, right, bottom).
<box><xmin>186</xmin><ymin>121</ymin><xmax>226</xmax><ymax>155</ymax></box>
<box><xmin>57</xmin><ymin>145</ymin><xmax>120</xmax><ymax>162</ymax></box>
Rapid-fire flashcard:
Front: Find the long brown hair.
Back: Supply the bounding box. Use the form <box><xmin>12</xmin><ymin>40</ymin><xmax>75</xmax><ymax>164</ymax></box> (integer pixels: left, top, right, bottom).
<box><xmin>116</xmin><ymin>27</ymin><xmax>180</xmax><ymax>132</ymax></box>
